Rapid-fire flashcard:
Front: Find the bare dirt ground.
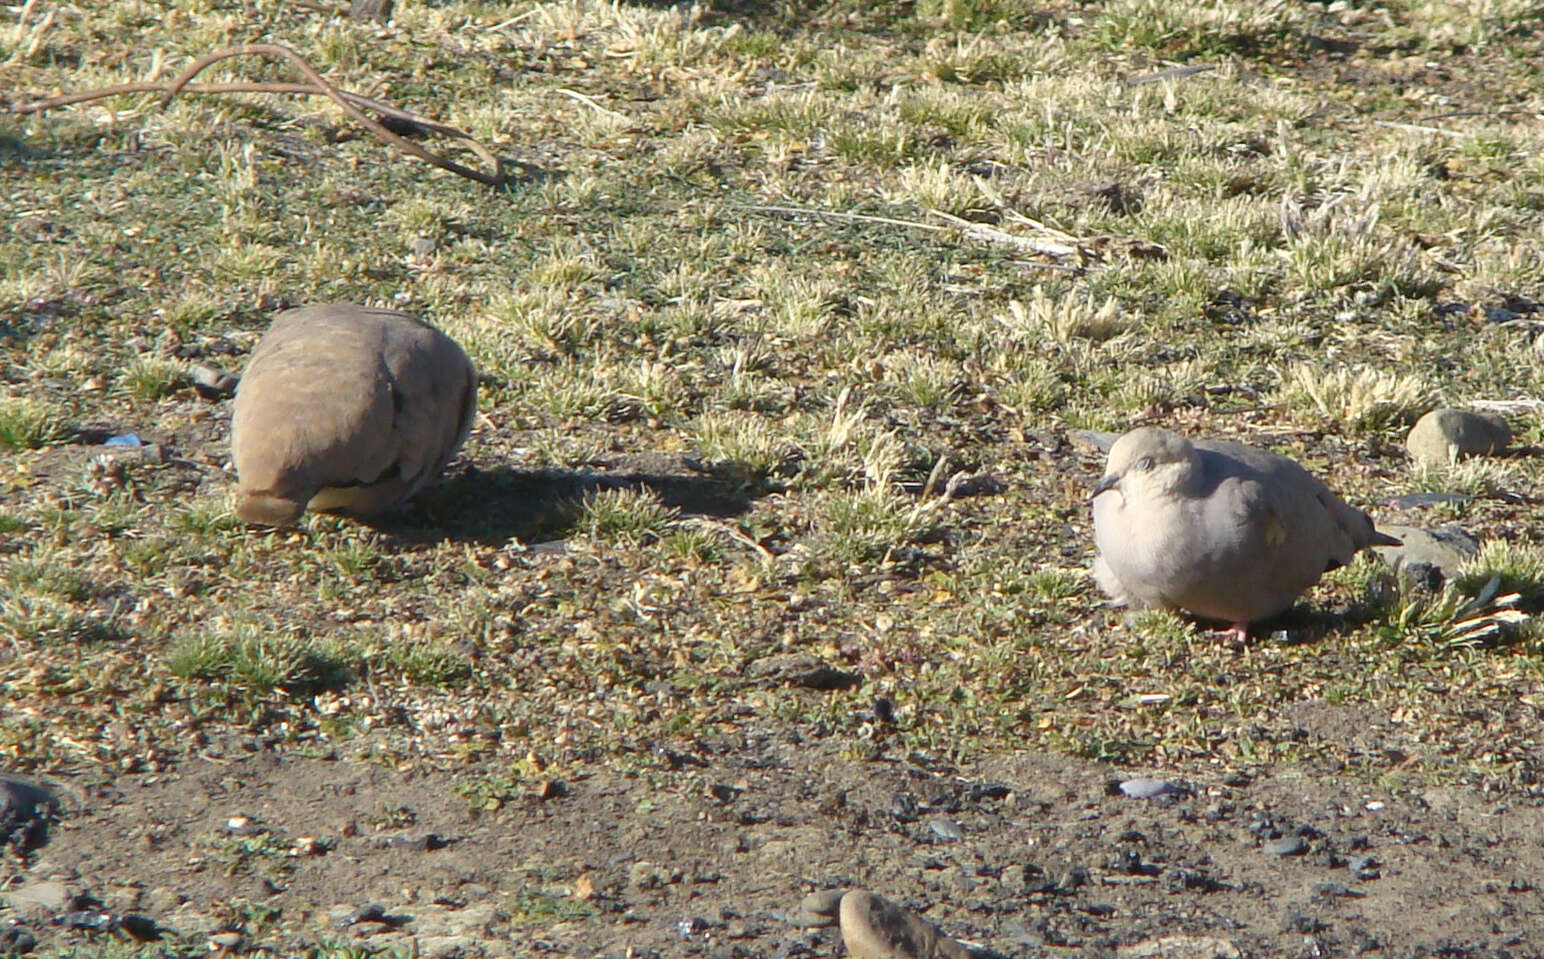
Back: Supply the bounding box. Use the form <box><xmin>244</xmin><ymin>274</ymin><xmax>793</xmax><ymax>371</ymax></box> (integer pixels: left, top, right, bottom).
<box><xmin>7</xmin><ymin>712</ymin><xmax>1544</xmax><ymax>957</ymax></box>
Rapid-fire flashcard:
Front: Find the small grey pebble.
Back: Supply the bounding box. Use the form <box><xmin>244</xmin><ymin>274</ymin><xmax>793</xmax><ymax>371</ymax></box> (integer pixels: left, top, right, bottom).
<box><xmin>1068</xmin><ymin>429</ymin><xmax>1119</xmax><ymax>453</ymax></box>
<box><xmin>1385</xmin><ymin>492</ymin><xmax>1473</xmax><ymax>510</ymax></box>
<box><xmin>388</xmin><ymin>832</ymin><xmax>444</xmax><ymax>851</ymax></box>
<box><xmin>929</xmin><ymin>818</ymin><xmax>963</xmax><ymax>841</ymax></box>
<box><xmin>349</xmin><ymin>0</ymin><xmax>392</xmax><ymax>19</ymax></box>
<box><xmin>1280</xmin><ymin>911</ymin><xmax>1326</xmax><ymax>933</ymax></box>
<box><xmin>1118</xmin><ymin>777</ymin><xmax>1185</xmax><ymax>799</ymax></box>
<box><xmin>1350</xmin><ymin>855</ymin><xmax>1380</xmax><ymax>880</ymax></box>
<box><xmin>1</xmin><ymin>776</ymin><xmax>60</xmax><ymax>853</ymax></box>
<box><xmin>795</xmin><ymin>888</ymin><xmax>845</xmax><ymax>921</ymax></box>
<box><xmin>223</xmin><ymin>816</ymin><xmax>258</xmax><ymax>835</ymax></box>
<box><xmin>1263</xmin><ymin>836</ymin><xmax>1309</xmax><ymax>856</ymax></box>
<box><xmin>187</xmin><ymin>361</ymin><xmax>238</xmax><ymax>396</ymax></box>
<box><xmin>0</xmin><ymin>926</ymin><xmax>38</xmax><ymax>954</ymax></box>
<box><xmin>943</xmin><ymin>471</ymin><xmax>1006</xmax><ymax>498</ymax></box>
<box><xmin>65</xmin><ymin>911</ymin><xmax>116</xmax><ymax>932</ymax></box>
<box><xmin>409</xmin><ymin>236</ymin><xmax>441</xmax><ymax>258</ymax></box>
<box><xmin>335</xmin><ymin>904</ymin><xmax>388</xmax><ymax>929</ymax></box>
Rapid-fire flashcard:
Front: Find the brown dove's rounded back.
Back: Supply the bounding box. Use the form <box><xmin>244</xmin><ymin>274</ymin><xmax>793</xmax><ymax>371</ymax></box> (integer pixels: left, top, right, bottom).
<box><xmin>232</xmin><ymin>305</ymin><xmax>477</xmax><ymax>525</ymax></box>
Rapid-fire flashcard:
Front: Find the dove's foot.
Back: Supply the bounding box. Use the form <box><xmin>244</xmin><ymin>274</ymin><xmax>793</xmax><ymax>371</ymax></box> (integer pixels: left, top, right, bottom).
<box><xmin>1205</xmin><ymin>622</ymin><xmax>1252</xmax><ymax>647</ymax></box>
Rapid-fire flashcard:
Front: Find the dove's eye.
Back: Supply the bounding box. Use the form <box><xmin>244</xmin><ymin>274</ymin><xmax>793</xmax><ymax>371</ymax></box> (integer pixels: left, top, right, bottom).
<box><xmin>1134</xmin><ymin>456</ymin><xmax>1154</xmax><ymax>472</ymax></box>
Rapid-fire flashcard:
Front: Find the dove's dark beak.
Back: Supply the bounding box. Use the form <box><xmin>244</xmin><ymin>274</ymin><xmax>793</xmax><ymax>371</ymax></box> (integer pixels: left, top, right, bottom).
<box><xmin>1090</xmin><ymin>474</ymin><xmax>1119</xmax><ymax>501</ymax></box>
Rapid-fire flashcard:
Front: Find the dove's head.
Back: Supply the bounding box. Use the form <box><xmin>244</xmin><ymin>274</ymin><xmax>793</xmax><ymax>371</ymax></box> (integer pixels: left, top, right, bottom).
<box><xmin>1091</xmin><ymin>427</ymin><xmax>1200</xmax><ymax>503</ymax></box>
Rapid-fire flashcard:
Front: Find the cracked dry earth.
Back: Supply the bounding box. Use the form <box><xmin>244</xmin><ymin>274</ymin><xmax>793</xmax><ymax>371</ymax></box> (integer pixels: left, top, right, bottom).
<box><xmin>4</xmin><ymin>720</ymin><xmax>1543</xmax><ymax>958</ymax></box>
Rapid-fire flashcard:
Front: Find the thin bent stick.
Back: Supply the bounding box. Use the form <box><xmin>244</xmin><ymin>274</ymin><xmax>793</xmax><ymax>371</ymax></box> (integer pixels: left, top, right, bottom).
<box><xmin>18</xmin><ymin>82</ymin><xmax>468</xmax><ymax>140</ymax></box>
<box><xmin>746</xmin><ymin>203</ymin><xmax>1085</xmax><ymax>257</ymax></box>
<box><xmin>161</xmin><ymin>43</ymin><xmax>504</xmax><ymax>186</ymax></box>
<box><xmin>12</xmin><ymin>43</ymin><xmax>504</xmax><ymax>187</ymax></box>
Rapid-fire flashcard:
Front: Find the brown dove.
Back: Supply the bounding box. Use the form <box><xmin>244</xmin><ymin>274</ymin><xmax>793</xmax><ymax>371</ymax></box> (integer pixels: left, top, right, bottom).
<box><xmin>1090</xmin><ymin>427</ymin><xmax>1398</xmax><ymax>637</ymax></box>
<box><xmin>231</xmin><ymin>304</ymin><xmax>477</xmax><ymax>526</ymax></box>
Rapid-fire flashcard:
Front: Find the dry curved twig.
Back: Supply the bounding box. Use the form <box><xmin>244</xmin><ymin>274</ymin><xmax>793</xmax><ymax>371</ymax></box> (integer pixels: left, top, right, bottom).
<box><xmin>11</xmin><ymin>42</ymin><xmax>505</xmax><ymax>188</ymax></box>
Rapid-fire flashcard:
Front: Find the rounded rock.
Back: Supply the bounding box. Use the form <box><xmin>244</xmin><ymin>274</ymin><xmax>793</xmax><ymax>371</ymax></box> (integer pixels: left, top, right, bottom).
<box><xmin>789</xmin><ymin>888</ymin><xmax>846</xmax><ymax>928</ymax></box>
<box><xmin>1371</xmin><ymin>524</ymin><xmax>1480</xmax><ymax>585</ymax></box>
<box><xmin>0</xmin><ymin>775</ymin><xmax>60</xmax><ymax>854</ymax></box>
<box><xmin>1262</xmin><ymin>835</ymin><xmax>1309</xmax><ymax>856</ymax></box>
<box><xmin>1406</xmin><ymin>408</ymin><xmax>1511</xmax><ymax>467</ymax></box>
<box><xmin>928</xmin><ymin>818</ymin><xmax>963</xmax><ymax>841</ymax></box>
<box><xmin>1119</xmin><ymin>777</ymin><xmax>1185</xmax><ymax>800</ymax></box>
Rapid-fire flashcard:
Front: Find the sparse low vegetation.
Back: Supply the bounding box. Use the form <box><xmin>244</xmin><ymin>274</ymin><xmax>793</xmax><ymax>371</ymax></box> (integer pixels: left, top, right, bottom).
<box><xmin>4</xmin><ymin>0</ymin><xmax>1544</xmax><ymax>953</ymax></box>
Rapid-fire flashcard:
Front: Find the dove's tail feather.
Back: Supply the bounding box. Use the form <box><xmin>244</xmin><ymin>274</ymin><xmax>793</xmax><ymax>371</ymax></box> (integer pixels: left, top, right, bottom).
<box><xmin>236</xmin><ymin>489</ymin><xmax>308</xmax><ymax>527</ymax></box>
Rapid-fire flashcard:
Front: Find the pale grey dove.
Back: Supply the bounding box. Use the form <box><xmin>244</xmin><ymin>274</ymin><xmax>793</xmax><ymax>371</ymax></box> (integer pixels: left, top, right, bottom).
<box><xmin>231</xmin><ymin>304</ymin><xmax>477</xmax><ymax>526</ymax></box>
<box><xmin>1091</xmin><ymin>427</ymin><xmax>1398</xmax><ymax>636</ymax></box>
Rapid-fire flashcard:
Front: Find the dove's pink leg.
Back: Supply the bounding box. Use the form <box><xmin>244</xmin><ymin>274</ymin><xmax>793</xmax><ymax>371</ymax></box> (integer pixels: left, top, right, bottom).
<box><xmin>1204</xmin><ymin>622</ymin><xmax>1251</xmax><ymax>646</ymax></box>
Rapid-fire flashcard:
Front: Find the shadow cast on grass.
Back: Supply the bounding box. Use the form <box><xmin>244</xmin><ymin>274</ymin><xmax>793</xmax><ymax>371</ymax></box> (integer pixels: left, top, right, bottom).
<box><xmin>366</xmin><ymin>463</ymin><xmax>772</xmax><ymax>546</ymax></box>
<box><xmin>1175</xmin><ymin>600</ymin><xmax>1382</xmax><ymax>646</ymax></box>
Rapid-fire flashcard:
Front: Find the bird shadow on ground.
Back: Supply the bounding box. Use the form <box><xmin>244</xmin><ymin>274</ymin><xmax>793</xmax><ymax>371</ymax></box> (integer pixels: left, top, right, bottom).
<box><xmin>1241</xmin><ymin>600</ymin><xmax>1393</xmax><ymax>646</ymax></box>
<box><xmin>363</xmin><ymin>460</ymin><xmax>774</xmax><ymax>547</ymax></box>
<box><xmin>1170</xmin><ymin>601</ymin><xmax>1386</xmax><ymax>647</ymax></box>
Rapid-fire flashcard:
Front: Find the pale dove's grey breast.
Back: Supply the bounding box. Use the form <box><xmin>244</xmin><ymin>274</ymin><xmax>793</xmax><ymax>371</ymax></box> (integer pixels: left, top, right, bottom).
<box><xmin>231</xmin><ymin>304</ymin><xmax>477</xmax><ymax>526</ymax></box>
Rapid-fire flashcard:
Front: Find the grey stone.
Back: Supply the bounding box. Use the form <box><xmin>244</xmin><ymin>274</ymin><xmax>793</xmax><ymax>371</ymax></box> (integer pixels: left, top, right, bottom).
<box><xmin>349</xmin><ymin>0</ymin><xmax>392</xmax><ymax>20</ymax></box>
<box><xmin>1119</xmin><ymin>777</ymin><xmax>1185</xmax><ymax>799</ymax></box>
<box><xmin>747</xmin><ymin>653</ymin><xmax>861</xmax><ymax>690</ymax></box>
<box><xmin>1385</xmin><ymin>492</ymin><xmax>1473</xmax><ymax>510</ymax></box>
<box><xmin>1373</xmin><ymin>524</ymin><xmax>1480</xmax><ymax>583</ymax></box>
<box><xmin>1262</xmin><ymin>835</ymin><xmax>1309</xmax><ymax>856</ymax></box>
<box><xmin>167</xmin><ymin>907</ymin><xmax>223</xmax><ymax>937</ymax></box>
<box><xmin>7</xmin><ymin>880</ymin><xmax>69</xmax><ymax>913</ymax></box>
<box><xmin>838</xmin><ymin>890</ymin><xmax>971</xmax><ymax>959</ymax></box>
<box><xmin>789</xmin><ymin>888</ymin><xmax>845</xmax><ymax>927</ymax></box>
<box><xmin>1118</xmin><ymin>935</ymin><xmax>1242</xmax><ymax>959</ymax></box>
<box><xmin>187</xmin><ymin>361</ymin><xmax>238</xmax><ymax>397</ymax></box>
<box><xmin>420</xmin><ymin>935</ymin><xmax>485</xmax><ymax>958</ymax></box>
<box><xmin>0</xmin><ymin>775</ymin><xmax>60</xmax><ymax>852</ymax></box>
<box><xmin>334</xmin><ymin>903</ymin><xmax>388</xmax><ymax>929</ymax></box>
<box><xmin>628</xmin><ymin>860</ymin><xmax>679</xmax><ymax>890</ymax></box>
<box><xmin>0</xmin><ymin>926</ymin><xmax>38</xmax><ymax>954</ymax></box>
<box><xmin>1406</xmin><ymin>408</ymin><xmax>1511</xmax><ymax>467</ymax></box>
<box><xmin>928</xmin><ymin>818</ymin><xmax>963</xmax><ymax>841</ymax></box>
<box><xmin>1068</xmin><ymin>429</ymin><xmax>1119</xmax><ymax>453</ymax></box>
<box><xmin>942</xmin><ymin>471</ymin><xmax>1005</xmax><ymax>499</ymax></box>
<box><xmin>442</xmin><ymin>902</ymin><xmax>500</xmax><ymax>936</ymax></box>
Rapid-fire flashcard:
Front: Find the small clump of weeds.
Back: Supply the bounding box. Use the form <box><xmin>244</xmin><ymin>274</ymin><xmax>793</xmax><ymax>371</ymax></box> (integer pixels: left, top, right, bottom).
<box><xmin>120</xmin><ymin>358</ymin><xmax>188</xmax><ymax>402</ymax></box>
<box><xmin>0</xmin><ymin>398</ymin><xmax>66</xmax><ymax>451</ymax></box>
<box><xmin>577</xmin><ymin>487</ymin><xmax>679</xmax><ymax>547</ymax></box>
<box><xmin>1275</xmin><ymin>364</ymin><xmax>1432</xmax><ymax>435</ymax></box>
<box><xmin>168</xmin><ymin>627</ymin><xmax>352</xmax><ymax>700</ymax></box>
